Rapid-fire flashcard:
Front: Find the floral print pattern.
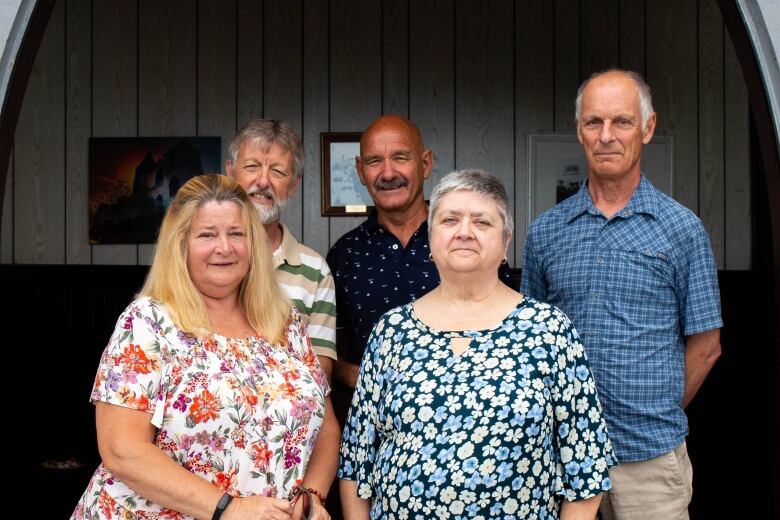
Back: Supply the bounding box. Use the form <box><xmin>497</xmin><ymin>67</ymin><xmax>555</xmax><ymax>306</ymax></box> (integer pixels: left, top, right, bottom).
<box><xmin>338</xmin><ymin>297</ymin><xmax>616</xmax><ymax>519</ymax></box>
<box><xmin>72</xmin><ymin>297</ymin><xmax>328</xmax><ymax>519</ymax></box>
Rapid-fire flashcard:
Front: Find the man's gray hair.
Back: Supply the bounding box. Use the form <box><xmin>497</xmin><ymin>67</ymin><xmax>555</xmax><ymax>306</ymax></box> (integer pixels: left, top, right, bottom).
<box><xmin>428</xmin><ymin>169</ymin><xmax>513</xmax><ymax>245</ymax></box>
<box><xmin>228</xmin><ymin>118</ymin><xmax>304</xmax><ymax>178</ymax></box>
<box><xmin>575</xmin><ymin>69</ymin><xmax>655</xmax><ymax>128</ymax></box>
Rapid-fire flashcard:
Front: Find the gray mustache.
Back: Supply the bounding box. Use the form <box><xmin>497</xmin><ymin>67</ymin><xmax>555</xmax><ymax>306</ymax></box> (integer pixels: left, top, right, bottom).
<box><xmin>375</xmin><ymin>177</ymin><xmax>408</xmax><ymax>190</ymax></box>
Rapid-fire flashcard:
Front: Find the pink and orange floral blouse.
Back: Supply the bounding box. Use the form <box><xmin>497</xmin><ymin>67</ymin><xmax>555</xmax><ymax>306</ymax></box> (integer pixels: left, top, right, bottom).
<box><xmin>72</xmin><ymin>297</ymin><xmax>329</xmax><ymax>519</ymax></box>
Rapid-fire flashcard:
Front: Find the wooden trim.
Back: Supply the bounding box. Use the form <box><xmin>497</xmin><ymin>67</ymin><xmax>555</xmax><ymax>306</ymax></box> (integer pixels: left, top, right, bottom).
<box><xmin>0</xmin><ymin>0</ymin><xmax>57</xmax><ymax>221</ymax></box>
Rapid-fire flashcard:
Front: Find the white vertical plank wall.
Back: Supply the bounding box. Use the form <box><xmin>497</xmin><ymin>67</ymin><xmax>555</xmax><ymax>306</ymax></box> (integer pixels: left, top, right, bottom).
<box><xmin>2</xmin><ymin>0</ymin><xmax>751</xmax><ymax>270</ymax></box>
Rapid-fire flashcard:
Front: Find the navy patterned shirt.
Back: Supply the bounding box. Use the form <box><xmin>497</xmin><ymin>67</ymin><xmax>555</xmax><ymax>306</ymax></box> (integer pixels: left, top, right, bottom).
<box><xmin>338</xmin><ymin>299</ymin><xmax>616</xmax><ymax>518</ymax></box>
<box><xmin>327</xmin><ymin>213</ymin><xmax>438</xmax><ymax>365</ymax></box>
<box><xmin>327</xmin><ymin>212</ymin><xmax>513</xmax><ymax>365</ymax></box>
<box><xmin>521</xmin><ymin>176</ymin><xmax>722</xmax><ymax>462</ymax></box>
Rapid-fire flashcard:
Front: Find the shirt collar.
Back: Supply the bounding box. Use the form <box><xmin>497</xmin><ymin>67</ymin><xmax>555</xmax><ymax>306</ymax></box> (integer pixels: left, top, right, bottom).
<box><xmin>566</xmin><ymin>174</ymin><xmax>660</xmax><ymax>222</ymax></box>
<box><xmin>363</xmin><ymin>210</ymin><xmax>382</xmax><ymax>233</ymax></box>
<box><xmin>273</xmin><ymin>223</ymin><xmax>302</xmax><ymax>268</ymax></box>
<box><xmin>363</xmin><ymin>209</ymin><xmax>430</xmax><ymax>237</ymax></box>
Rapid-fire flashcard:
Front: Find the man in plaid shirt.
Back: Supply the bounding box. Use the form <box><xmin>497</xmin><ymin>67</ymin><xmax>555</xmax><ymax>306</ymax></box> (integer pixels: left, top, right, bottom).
<box><xmin>521</xmin><ymin>69</ymin><xmax>722</xmax><ymax>520</ymax></box>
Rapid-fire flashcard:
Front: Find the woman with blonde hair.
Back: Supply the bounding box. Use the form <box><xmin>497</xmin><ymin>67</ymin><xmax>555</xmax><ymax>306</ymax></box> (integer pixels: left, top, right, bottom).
<box><xmin>73</xmin><ymin>174</ymin><xmax>337</xmax><ymax>520</ymax></box>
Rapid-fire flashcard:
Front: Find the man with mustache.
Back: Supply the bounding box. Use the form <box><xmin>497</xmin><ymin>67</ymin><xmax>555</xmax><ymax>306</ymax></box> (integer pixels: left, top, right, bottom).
<box><xmin>327</xmin><ymin>115</ymin><xmax>512</xmax><ymax>392</ymax></box>
<box><xmin>326</xmin><ymin>115</ymin><xmax>436</xmax><ymax>392</ymax></box>
<box><xmin>226</xmin><ymin>118</ymin><xmax>337</xmax><ymax>381</ymax></box>
<box><xmin>521</xmin><ymin>69</ymin><xmax>722</xmax><ymax>519</ymax></box>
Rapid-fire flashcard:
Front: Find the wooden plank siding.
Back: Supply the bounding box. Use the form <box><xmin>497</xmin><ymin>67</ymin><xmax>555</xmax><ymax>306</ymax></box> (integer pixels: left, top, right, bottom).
<box><xmin>3</xmin><ymin>0</ymin><xmax>751</xmax><ymax>270</ymax></box>
<box><xmin>263</xmin><ymin>0</ymin><xmax>303</xmax><ymax>240</ymax></box>
<box><xmin>137</xmin><ymin>0</ymin><xmax>197</xmax><ymax>265</ymax></box>
<box><xmin>1</xmin><ymin>153</ymin><xmax>12</xmax><ymax>262</ymax></box>
<box><xmin>301</xmin><ymin>0</ymin><xmax>329</xmax><ymax>253</ymax></box>
<box><xmin>14</xmin><ymin>0</ymin><xmax>65</xmax><ymax>263</ymax></box>
<box><xmin>65</xmin><ymin>0</ymin><xmax>92</xmax><ymax>264</ymax></box>
<box><xmin>91</xmin><ymin>0</ymin><xmax>138</xmax><ymax>265</ymax></box>
<box><xmin>328</xmin><ymin>0</ymin><xmax>381</xmax><ymax>246</ymax></box>
<box><xmin>410</xmin><ymin>0</ymin><xmax>454</xmax><ymax>195</ymax></box>
<box><xmin>698</xmin><ymin>0</ymin><xmax>725</xmax><ymax>268</ymax></box>
<box><xmin>455</xmin><ymin>0</ymin><xmax>515</xmax><ymax>262</ymax></box>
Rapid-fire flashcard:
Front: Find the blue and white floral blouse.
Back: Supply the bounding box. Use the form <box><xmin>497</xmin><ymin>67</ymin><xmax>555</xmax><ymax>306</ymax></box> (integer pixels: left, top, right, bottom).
<box><xmin>338</xmin><ymin>297</ymin><xmax>616</xmax><ymax>519</ymax></box>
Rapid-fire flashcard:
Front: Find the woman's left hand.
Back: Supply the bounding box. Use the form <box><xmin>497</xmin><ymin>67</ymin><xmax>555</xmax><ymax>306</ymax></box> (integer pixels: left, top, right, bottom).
<box><xmin>291</xmin><ymin>494</ymin><xmax>330</xmax><ymax>520</ymax></box>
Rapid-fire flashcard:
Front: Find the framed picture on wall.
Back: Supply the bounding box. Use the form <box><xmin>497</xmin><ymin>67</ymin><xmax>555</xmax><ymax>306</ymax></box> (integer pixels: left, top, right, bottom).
<box><xmin>89</xmin><ymin>136</ymin><xmax>221</xmax><ymax>244</ymax></box>
<box><xmin>527</xmin><ymin>134</ymin><xmax>673</xmax><ymax>222</ymax></box>
<box><xmin>321</xmin><ymin>132</ymin><xmax>373</xmax><ymax>216</ymax></box>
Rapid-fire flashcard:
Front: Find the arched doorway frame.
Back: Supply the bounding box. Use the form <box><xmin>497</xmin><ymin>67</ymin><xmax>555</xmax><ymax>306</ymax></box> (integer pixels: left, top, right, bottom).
<box><xmin>0</xmin><ymin>0</ymin><xmax>777</xmax><ymax>507</ymax></box>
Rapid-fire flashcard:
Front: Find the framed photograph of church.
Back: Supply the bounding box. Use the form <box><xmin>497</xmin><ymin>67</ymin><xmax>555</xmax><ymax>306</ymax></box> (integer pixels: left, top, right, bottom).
<box><xmin>527</xmin><ymin>134</ymin><xmax>673</xmax><ymax>223</ymax></box>
<box><xmin>321</xmin><ymin>132</ymin><xmax>373</xmax><ymax>216</ymax></box>
<box><xmin>89</xmin><ymin>136</ymin><xmax>221</xmax><ymax>244</ymax></box>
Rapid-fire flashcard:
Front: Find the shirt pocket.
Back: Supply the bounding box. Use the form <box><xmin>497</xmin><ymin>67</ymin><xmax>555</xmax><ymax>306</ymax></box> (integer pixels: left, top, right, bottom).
<box><xmin>609</xmin><ymin>248</ymin><xmax>675</xmax><ymax>307</ymax></box>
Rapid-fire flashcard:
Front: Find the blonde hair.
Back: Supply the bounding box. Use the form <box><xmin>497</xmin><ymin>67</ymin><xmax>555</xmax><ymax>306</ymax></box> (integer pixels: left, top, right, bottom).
<box><xmin>140</xmin><ymin>174</ymin><xmax>291</xmax><ymax>343</ymax></box>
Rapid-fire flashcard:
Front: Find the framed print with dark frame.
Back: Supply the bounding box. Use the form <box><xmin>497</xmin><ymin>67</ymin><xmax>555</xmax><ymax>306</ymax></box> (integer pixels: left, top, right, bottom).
<box><xmin>321</xmin><ymin>132</ymin><xmax>373</xmax><ymax>216</ymax></box>
<box><xmin>527</xmin><ymin>134</ymin><xmax>673</xmax><ymax>223</ymax></box>
<box><xmin>89</xmin><ymin>136</ymin><xmax>221</xmax><ymax>244</ymax></box>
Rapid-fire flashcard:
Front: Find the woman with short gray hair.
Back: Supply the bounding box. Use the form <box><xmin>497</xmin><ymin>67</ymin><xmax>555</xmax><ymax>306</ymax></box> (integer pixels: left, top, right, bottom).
<box><xmin>339</xmin><ymin>169</ymin><xmax>616</xmax><ymax>519</ymax></box>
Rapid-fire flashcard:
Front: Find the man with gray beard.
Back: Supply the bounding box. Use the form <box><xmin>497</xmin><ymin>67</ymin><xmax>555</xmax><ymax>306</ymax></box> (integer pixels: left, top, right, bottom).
<box><xmin>226</xmin><ymin>118</ymin><xmax>337</xmax><ymax>381</ymax></box>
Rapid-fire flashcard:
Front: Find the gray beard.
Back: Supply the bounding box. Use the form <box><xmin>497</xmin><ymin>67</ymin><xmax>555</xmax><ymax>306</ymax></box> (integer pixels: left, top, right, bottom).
<box><xmin>255</xmin><ymin>199</ymin><xmax>285</xmax><ymax>224</ymax></box>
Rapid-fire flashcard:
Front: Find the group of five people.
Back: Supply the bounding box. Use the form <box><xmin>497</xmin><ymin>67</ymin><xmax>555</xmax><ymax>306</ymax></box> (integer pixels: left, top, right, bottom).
<box><xmin>72</xmin><ymin>68</ymin><xmax>721</xmax><ymax>520</ymax></box>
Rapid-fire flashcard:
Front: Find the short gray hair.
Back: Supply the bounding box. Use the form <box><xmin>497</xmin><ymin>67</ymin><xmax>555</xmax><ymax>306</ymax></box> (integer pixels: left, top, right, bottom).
<box><xmin>229</xmin><ymin>118</ymin><xmax>304</xmax><ymax>178</ymax></box>
<box><xmin>575</xmin><ymin>69</ymin><xmax>654</xmax><ymax>128</ymax></box>
<box><xmin>428</xmin><ymin>169</ymin><xmax>513</xmax><ymax>245</ymax></box>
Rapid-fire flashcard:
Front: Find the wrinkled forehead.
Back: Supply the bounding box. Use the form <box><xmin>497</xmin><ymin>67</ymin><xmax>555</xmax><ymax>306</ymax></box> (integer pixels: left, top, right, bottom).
<box><xmin>581</xmin><ymin>76</ymin><xmax>642</xmax><ymax>115</ymax></box>
<box><xmin>361</xmin><ymin>122</ymin><xmax>422</xmax><ymax>154</ymax></box>
<box><xmin>238</xmin><ymin>138</ymin><xmax>291</xmax><ymax>160</ymax></box>
<box><xmin>436</xmin><ymin>189</ymin><xmax>500</xmax><ymax>214</ymax></box>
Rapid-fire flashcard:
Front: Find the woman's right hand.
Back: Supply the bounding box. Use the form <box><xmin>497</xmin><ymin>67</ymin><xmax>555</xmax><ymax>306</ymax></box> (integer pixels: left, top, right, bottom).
<box><xmin>226</xmin><ymin>496</ymin><xmax>293</xmax><ymax>520</ymax></box>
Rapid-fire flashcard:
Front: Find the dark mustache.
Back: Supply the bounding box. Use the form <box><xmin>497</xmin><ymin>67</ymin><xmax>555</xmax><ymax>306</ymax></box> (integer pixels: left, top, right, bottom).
<box><xmin>375</xmin><ymin>177</ymin><xmax>408</xmax><ymax>190</ymax></box>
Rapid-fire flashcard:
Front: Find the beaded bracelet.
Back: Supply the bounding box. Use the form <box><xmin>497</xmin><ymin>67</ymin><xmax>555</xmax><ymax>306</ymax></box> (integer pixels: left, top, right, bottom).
<box><xmin>290</xmin><ymin>485</ymin><xmax>327</xmax><ymax>519</ymax></box>
<box><xmin>306</xmin><ymin>487</ymin><xmax>326</xmax><ymax>505</ymax></box>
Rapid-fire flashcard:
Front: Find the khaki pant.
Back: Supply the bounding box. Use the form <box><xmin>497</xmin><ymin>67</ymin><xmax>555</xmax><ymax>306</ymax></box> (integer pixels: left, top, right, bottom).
<box><xmin>599</xmin><ymin>442</ymin><xmax>693</xmax><ymax>520</ymax></box>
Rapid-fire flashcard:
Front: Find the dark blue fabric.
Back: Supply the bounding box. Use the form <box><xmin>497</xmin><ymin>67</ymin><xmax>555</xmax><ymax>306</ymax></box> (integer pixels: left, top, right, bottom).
<box><xmin>327</xmin><ymin>212</ymin><xmax>513</xmax><ymax>364</ymax></box>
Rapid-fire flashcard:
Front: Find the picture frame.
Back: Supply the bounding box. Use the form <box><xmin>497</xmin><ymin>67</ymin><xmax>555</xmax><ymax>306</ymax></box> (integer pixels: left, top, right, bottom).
<box><xmin>321</xmin><ymin>132</ymin><xmax>373</xmax><ymax>216</ymax></box>
<box><xmin>527</xmin><ymin>134</ymin><xmax>673</xmax><ymax>222</ymax></box>
<box><xmin>89</xmin><ymin>136</ymin><xmax>221</xmax><ymax>244</ymax></box>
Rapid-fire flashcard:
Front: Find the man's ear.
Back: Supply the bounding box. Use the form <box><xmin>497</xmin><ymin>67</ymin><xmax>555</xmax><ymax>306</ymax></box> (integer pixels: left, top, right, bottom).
<box><xmin>225</xmin><ymin>159</ymin><xmax>235</xmax><ymax>178</ymax></box>
<box><xmin>421</xmin><ymin>149</ymin><xmax>434</xmax><ymax>180</ymax></box>
<box><xmin>291</xmin><ymin>174</ymin><xmax>303</xmax><ymax>194</ymax></box>
<box><xmin>355</xmin><ymin>156</ymin><xmax>367</xmax><ymax>186</ymax></box>
<box><xmin>642</xmin><ymin>113</ymin><xmax>657</xmax><ymax>144</ymax></box>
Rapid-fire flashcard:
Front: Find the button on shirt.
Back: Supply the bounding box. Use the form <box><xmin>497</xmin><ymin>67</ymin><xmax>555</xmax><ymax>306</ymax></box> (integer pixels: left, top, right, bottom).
<box><xmin>326</xmin><ymin>213</ymin><xmax>438</xmax><ymax>365</ymax></box>
<box><xmin>521</xmin><ymin>176</ymin><xmax>722</xmax><ymax>462</ymax></box>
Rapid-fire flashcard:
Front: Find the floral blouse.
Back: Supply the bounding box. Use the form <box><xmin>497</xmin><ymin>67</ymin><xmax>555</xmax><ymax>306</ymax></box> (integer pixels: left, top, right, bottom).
<box><xmin>72</xmin><ymin>297</ymin><xmax>329</xmax><ymax>519</ymax></box>
<box><xmin>338</xmin><ymin>297</ymin><xmax>616</xmax><ymax>519</ymax></box>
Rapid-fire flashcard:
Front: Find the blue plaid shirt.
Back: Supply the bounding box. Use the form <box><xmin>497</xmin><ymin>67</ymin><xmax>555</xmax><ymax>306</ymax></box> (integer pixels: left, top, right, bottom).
<box><xmin>521</xmin><ymin>176</ymin><xmax>722</xmax><ymax>462</ymax></box>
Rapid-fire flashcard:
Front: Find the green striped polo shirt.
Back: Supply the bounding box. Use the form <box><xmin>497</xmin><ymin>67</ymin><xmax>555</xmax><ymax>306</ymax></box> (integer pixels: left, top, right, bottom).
<box><xmin>273</xmin><ymin>224</ymin><xmax>337</xmax><ymax>360</ymax></box>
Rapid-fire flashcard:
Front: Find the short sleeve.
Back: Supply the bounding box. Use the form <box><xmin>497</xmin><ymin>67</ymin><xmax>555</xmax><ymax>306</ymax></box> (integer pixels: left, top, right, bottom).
<box><xmin>520</xmin><ymin>226</ymin><xmax>547</xmax><ymax>300</ymax></box>
<box><xmin>550</xmin><ymin>313</ymin><xmax>617</xmax><ymax>501</ymax></box>
<box><xmin>337</xmin><ymin>315</ymin><xmax>387</xmax><ymax>499</ymax></box>
<box><xmin>676</xmin><ymin>218</ymin><xmax>723</xmax><ymax>335</ymax></box>
<box><xmin>307</xmin><ymin>269</ymin><xmax>338</xmax><ymax>361</ymax></box>
<box><xmin>288</xmin><ymin>308</ymin><xmax>331</xmax><ymax>396</ymax></box>
<box><xmin>90</xmin><ymin>298</ymin><xmax>165</xmax><ymax>416</ymax></box>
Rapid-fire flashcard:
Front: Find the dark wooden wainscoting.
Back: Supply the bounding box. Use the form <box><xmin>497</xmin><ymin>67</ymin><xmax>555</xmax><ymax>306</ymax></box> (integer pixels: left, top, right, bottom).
<box><xmin>3</xmin><ymin>265</ymin><xmax>773</xmax><ymax>518</ymax></box>
<box><xmin>3</xmin><ymin>264</ymin><xmax>149</xmax><ymax>518</ymax></box>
